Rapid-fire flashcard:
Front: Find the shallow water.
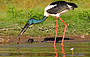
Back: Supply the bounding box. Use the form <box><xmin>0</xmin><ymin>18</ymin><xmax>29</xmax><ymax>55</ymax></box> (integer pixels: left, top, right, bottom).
<box><xmin>0</xmin><ymin>41</ymin><xmax>90</xmax><ymax>57</ymax></box>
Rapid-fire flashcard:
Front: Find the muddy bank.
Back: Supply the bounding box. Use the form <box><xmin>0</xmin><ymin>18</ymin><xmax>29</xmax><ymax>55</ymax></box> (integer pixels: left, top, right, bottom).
<box><xmin>0</xmin><ymin>35</ymin><xmax>90</xmax><ymax>43</ymax></box>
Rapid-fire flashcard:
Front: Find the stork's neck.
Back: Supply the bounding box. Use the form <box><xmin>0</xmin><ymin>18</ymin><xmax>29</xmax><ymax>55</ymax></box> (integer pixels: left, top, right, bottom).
<box><xmin>38</xmin><ymin>16</ymin><xmax>48</xmax><ymax>23</ymax></box>
<box><xmin>28</xmin><ymin>16</ymin><xmax>48</xmax><ymax>25</ymax></box>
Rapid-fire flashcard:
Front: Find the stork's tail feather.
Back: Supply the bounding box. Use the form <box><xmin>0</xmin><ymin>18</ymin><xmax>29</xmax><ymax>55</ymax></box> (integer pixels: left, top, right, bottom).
<box><xmin>68</xmin><ymin>3</ymin><xmax>78</xmax><ymax>8</ymax></box>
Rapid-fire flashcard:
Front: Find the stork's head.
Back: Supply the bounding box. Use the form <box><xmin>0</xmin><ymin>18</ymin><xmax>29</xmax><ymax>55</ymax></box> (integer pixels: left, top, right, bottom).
<box><xmin>18</xmin><ymin>16</ymin><xmax>48</xmax><ymax>38</ymax></box>
<box><xmin>18</xmin><ymin>18</ymin><xmax>35</xmax><ymax>38</ymax></box>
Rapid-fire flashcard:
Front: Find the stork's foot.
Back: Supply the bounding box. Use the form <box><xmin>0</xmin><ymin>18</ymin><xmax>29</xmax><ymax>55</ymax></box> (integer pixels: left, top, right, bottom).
<box><xmin>61</xmin><ymin>43</ymin><xmax>66</xmax><ymax>55</ymax></box>
<box><xmin>55</xmin><ymin>52</ymin><xmax>58</xmax><ymax>57</ymax></box>
<box><xmin>54</xmin><ymin>46</ymin><xmax>58</xmax><ymax>57</ymax></box>
<box><xmin>61</xmin><ymin>50</ymin><xmax>66</xmax><ymax>55</ymax></box>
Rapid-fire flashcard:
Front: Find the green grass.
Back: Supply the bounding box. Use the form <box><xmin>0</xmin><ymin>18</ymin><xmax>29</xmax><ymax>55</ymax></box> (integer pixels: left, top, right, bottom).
<box><xmin>0</xmin><ymin>0</ymin><xmax>90</xmax><ymax>36</ymax></box>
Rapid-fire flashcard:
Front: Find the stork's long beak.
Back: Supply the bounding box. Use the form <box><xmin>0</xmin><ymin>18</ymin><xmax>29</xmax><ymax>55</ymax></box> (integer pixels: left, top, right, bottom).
<box><xmin>18</xmin><ymin>23</ymin><xmax>30</xmax><ymax>38</ymax></box>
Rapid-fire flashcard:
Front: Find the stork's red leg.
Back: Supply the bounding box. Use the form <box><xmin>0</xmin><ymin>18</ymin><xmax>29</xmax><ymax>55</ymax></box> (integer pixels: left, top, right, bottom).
<box><xmin>59</xmin><ymin>17</ymin><xmax>67</xmax><ymax>55</ymax></box>
<box><xmin>54</xmin><ymin>17</ymin><xmax>58</xmax><ymax>57</ymax></box>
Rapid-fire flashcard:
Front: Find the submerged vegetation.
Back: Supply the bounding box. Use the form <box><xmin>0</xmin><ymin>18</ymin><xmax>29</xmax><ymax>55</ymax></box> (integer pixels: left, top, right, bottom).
<box><xmin>0</xmin><ymin>0</ymin><xmax>90</xmax><ymax>37</ymax></box>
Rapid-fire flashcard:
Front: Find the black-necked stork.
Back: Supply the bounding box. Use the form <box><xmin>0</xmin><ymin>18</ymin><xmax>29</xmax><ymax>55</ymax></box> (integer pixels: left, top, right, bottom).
<box><xmin>17</xmin><ymin>1</ymin><xmax>78</xmax><ymax>56</ymax></box>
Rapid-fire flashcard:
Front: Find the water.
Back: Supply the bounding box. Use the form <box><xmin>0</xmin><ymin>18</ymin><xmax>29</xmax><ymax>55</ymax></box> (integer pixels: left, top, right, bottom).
<box><xmin>0</xmin><ymin>41</ymin><xmax>90</xmax><ymax>57</ymax></box>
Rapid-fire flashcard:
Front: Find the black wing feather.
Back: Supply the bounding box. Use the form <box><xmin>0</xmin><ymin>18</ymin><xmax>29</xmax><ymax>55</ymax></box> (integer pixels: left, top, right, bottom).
<box><xmin>47</xmin><ymin>1</ymin><xmax>69</xmax><ymax>14</ymax></box>
<box><xmin>47</xmin><ymin>5</ymin><xmax>69</xmax><ymax>14</ymax></box>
